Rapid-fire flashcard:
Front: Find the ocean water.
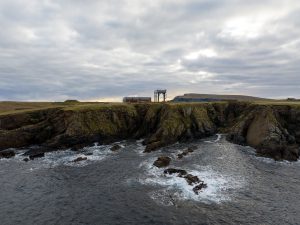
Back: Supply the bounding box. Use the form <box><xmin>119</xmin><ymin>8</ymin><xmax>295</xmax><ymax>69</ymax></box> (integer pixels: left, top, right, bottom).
<box><xmin>1</xmin><ymin>136</ymin><xmax>300</xmax><ymax>225</ymax></box>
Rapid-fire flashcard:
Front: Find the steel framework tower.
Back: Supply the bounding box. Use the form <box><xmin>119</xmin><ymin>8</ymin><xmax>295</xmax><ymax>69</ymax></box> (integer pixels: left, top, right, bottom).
<box><xmin>154</xmin><ymin>89</ymin><xmax>167</xmax><ymax>102</ymax></box>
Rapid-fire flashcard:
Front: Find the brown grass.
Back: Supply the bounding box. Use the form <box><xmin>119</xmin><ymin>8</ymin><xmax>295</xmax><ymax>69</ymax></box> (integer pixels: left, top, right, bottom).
<box><xmin>1</xmin><ymin>100</ymin><xmax>300</xmax><ymax>116</ymax></box>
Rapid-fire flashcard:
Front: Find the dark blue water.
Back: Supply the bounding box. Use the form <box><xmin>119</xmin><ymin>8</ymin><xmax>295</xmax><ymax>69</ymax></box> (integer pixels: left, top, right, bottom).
<box><xmin>1</xmin><ymin>136</ymin><xmax>300</xmax><ymax>225</ymax></box>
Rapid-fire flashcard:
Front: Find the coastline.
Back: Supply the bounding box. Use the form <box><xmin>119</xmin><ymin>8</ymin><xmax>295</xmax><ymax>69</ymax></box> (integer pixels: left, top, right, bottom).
<box><xmin>0</xmin><ymin>101</ymin><xmax>300</xmax><ymax>161</ymax></box>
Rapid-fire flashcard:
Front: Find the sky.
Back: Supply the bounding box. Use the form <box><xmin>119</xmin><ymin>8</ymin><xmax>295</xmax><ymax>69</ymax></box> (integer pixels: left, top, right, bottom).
<box><xmin>0</xmin><ymin>0</ymin><xmax>300</xmax><ymax>101</ymax></box>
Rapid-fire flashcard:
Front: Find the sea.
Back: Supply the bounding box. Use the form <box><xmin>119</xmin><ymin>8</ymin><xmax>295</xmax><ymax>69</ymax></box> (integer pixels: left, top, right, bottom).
<box><xmin>1</xmin><ymin>135</ymin><xmax>300</xmax><ymax>225</ymax></box>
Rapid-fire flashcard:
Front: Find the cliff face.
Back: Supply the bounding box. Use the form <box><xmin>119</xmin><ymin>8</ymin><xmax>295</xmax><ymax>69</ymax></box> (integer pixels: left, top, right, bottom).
<box><xmin>0</xmin><ymin>102</ymin><xmax>299</xmax><ymax>161</ymax></box>
<box><xmin>227</xmin><ymin>104</ymin><xmax>300</xmax><ymax>161</ymax></box>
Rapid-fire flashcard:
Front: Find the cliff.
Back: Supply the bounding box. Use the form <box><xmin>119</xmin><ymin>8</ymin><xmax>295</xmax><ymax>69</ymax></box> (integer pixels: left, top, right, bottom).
<box><xmin>0</xmin><ymin>102</ymin><xmax>299</xmax><ymax>161</ymax></box>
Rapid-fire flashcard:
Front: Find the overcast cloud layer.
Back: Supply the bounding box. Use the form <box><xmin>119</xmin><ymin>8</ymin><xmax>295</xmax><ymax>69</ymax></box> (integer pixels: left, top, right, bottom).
<box><xmin>1</xmin><ymin>0</ymin><xmax>300</xmax><ymax>101</ymax></box>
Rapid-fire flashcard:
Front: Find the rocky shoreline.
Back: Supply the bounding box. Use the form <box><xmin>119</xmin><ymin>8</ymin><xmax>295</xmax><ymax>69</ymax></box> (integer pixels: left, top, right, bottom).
<box><xmin>0</xmin><ymin>102</ymin><xmax>299</xmax><ymax>161</ymax></box>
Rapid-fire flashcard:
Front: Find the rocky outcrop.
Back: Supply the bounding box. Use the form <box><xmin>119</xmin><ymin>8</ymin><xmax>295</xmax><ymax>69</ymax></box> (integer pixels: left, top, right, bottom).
<box><xmin>143</xmin><ymin>104</ymin><xmax>222</xmax><ymax>152</ymax></box>
<box><xmin>164</xmin><ymin>168</ymin><xmax>187</xmax><ymax>176</ymax></box>
<box><xmin>227</xmin><ymin>105</ymin><xmax>300</xmax><ymax>161</ymax></box>
<box><xmin>177</xmin><ymin>146</ymin><xmax>197</xmax><ymax>159</ymax></box>
<box><xmin>163</xmin><ymin>167</ymin><xmax>207</xmax><ymax>194</ymax></box>
<box><xmin>153</xmin><ymin>156</ymin><xmax>171</xmax><ymax>168</ymax></box>
<box><xmin>0</xmin><ymin>102</ymin><xmax>300</xmax><ymax>161</ymax></box>
<box><xmin>72</xmin><ymin>157</ymin><xmax>87</xmax><ymax>162</ymax></box>
<box><xmin>23</xmin><ymin>149</ymin><xmax>46</xmax><ymax>160</ymax></box>
<box><xmin>110</xmin><ymin>144</ymin><xmax>122</xmax><ymax>151</ymax></box>
<box><xmin>0</xmin><ymin>150</ymin><xmax>15</xmax><ymax>158</ymax></box>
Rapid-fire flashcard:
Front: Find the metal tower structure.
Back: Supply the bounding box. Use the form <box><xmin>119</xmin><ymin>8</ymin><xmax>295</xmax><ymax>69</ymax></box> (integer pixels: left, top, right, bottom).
<box><xmin>154</xmin><ymin>89</ymin><xmax>167</xmax><ymax>102</ymax></box>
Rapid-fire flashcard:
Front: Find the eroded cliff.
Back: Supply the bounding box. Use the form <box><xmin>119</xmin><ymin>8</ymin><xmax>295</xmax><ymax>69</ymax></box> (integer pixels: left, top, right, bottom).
<box><xmin>0</xmin><ymin>102</ymin><xmax>299</xmax><ymax>161</ymax></box>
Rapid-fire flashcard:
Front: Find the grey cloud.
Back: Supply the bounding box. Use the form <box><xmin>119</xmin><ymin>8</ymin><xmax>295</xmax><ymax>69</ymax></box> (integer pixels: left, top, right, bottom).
<box><xmin>0</xmin><ymin>0</ymin><xmax>300</xmax><ymax>101</ymax></box>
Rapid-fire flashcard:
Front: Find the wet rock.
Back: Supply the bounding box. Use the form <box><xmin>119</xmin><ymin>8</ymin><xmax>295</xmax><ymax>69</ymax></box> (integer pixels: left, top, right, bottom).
<box><xmin>187</xmin><ymin>146</ymin><xmax>197</xmax><ymax>152</ymax></box>
<box><xmin>72</xmin><ymin>156</ymin><xmax>87</xmax><ymax>162</ymax></box>
<box><xmin>184</xmin><ymin>174</ymin><xmax>200</xmax><ymax>185</ymax></box>
<box><xmin>144</xmin><ymin>141</ymin><xmax>164</xmax><ymax>153</ymax></box>
<box><xmin>29</xmin><ymin>153</ymin><xmax>45</xmax><ymax>160</ymax></box>
<box><xmin>193</xmin><ymin>182</ymin><xmax>207</xmax><ymax>195</ymax></box>
<box><xmin>23</xmin><ymin>158</ymin><xmax>29</xmax><ymax>162</ymax></box>
<box><xmin>177</xmin><ymin>146</ymin><xmax>196</xmax><ymax>159</ymax></box>
<box><xmin>23</xmin><ymin>147</ymin><xmax>51</xmax><ymax>159</ymax></box>
<box><xmin>110</xmin><ymin>144</ymin><xmax>122</xmax><ymax>152</ymax></box>
<box><xmin>182</xmin><ymin>151</ymin><xmax>188</xmax><ymax>156</ymax></box>
<box><xmin>0</xmin><ymin>150</ymin><xmax>15</xmax><ymax>159</ymax></box>
<box><xmin>71</xmin><ymin>143</ymin><xmax>87</xmax><ymax>151</ymax></box>
<box><xmin>85</xmin><ymin>152</ymin><xmax>93</xmax><ymax>156</ymax></box>
<box><xmin>164</xmin><ymin>168</ymin><xmax>187</xmax><ymax>177</ymax></box>
<box><xmin>177</xmin><ymin>154</ymin><xmax>183</xmax><ymax>159</ymax></box>
<box><xmin>23</xmin><ymin>147</ymin><xmax>46</xmax><ymax>160</ymax></box>
<box><xmin>153</xmin><ymin>156</ymin><xmax>171</xmax><ymax>168</ymax></box>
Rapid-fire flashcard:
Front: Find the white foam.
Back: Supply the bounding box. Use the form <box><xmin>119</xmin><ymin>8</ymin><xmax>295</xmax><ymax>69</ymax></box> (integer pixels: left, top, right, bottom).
<box><xmin>134</xmin><ymin>143</ymin><xmax>146</xmax><ymax>155</ymax></box>
<box><xmin>204</xmin><ymin>134</ymin><xmax>222</xmax><ymax>144</ymax></box>
<box><xmin>10</xmin><ymin>142</ymin><xmax>122</xmax><ymax>170</ymax></box>
<box><xmin>139</xmin><ymin>159</ymin><xmax>245</xmax><ymax>204</ymax></box>
<box><xmin>253</xmin><ymin>155</ymin><xmax>296</xmax><ymax>165</ymax></box>
<box><xmin>136</xmin><ymin>139</ymin><xmax>145</xmax><ymax>144</ymax></box>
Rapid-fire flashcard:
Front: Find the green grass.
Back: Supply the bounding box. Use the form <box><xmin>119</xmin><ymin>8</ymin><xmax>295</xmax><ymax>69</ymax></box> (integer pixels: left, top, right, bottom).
<box><xmin>1</xmin><ymin>100</ymin><xmax>300</xmax><ymax>116</ymax></box>
<box><xmin>253</xmin><ymin>100</ymin><xmax>300</xmax><ymax>107</ymax></box>
<box><xmin>0</xmin><ymin>101</ymin><xmax>94</xmax><ymax>115</ymax></box>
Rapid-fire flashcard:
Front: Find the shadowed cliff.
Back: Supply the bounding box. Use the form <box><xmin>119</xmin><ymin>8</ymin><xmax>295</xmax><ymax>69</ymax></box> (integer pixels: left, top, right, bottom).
<box><xmin>0</xmin><ymin>102</ymin><xmax>299</xmax><ymax>161</ymax></box>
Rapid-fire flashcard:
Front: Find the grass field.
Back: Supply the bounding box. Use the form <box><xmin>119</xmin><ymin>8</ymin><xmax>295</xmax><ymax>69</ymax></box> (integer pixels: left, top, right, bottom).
<box><xmin>1</xmin><ymin>100</ymin><xmax>300</xmax><ymax>116</ymax></box>
<box><xmin>0</xmin><ymin>101</ymin><xmax>100</xmax><ymax>115</ymax></box>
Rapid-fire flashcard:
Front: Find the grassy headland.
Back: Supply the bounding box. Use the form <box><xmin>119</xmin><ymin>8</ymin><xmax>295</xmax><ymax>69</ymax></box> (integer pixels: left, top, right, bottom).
<box><xmin>1</xmin><ymin>100</ymin><xmax>300</xmax><ymax>161</ymax></box>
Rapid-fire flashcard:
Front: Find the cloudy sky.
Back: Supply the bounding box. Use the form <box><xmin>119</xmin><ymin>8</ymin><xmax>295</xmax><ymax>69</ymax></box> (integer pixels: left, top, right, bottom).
<box><xmin>1</xmin><ymin>0</ymin><xmax>300</xmax><ymax>101</ymax></box>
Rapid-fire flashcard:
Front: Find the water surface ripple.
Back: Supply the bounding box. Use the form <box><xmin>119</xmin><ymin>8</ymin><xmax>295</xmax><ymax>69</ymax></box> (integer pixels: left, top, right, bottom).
<box><xmin>0</xmin><ymin>136</ymin><xmax>300</xmax><ymax>225</ymax></box>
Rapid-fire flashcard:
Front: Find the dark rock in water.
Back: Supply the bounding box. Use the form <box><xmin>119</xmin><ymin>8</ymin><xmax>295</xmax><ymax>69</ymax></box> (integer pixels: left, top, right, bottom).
<box><xmin>187</xmin><ymin>146</ymin><xmax>197</xmax><ymax>152</ymax></box>
<box><xmin>29</xmin><ymin>153</ymin><xmax>45</xmax><ymax>160</ymax></box>
<box><xmin>71</xmin><ymin>144</ymin><xmax>87</xmax><ymax>151</ymax></box>
<box><xmin>164</xmin><ymin>168</ymin><xmax>187</xmax><ymax>177</ymax></box>
<box><xmin>23</xmin><ymin>148</ymin><xmax>47</xmax><ymax>160</ymax></box>
<box><xmin>144</xmin><ymin>141</ymin><xmax>164</xmax><ymax>153</ymax></box>
<box><xmin>85</xmin><ymin>152</ymin><xmax>93</xmax><ymax>156</ymax></box>
<box><xmin>72</xmin><ymin>156</ymin><xmax>87</xmax><ymax>162</ymax></box>
<box><xmin>193</xmin><ymin>182</ymin><xmax>207</xmax><ymax>195</ymax></box>
<box><xmin>23</xmin><ymin>158</ymin><xmax>29</xmax><ymax>162</ymax></box>
<box><xmin>0</xmin><ymin>150</ymin><xmax>15</xmax><ymax>158</ymax></box>
<box><xmin>184</xmin><ymin>174</ymin><xmax>200</xmax><ymax>185</ymax></box>
<box><xmin>110</xmin><ymin>144</ymin><xmax>122</xmax><ymax>151</ymax></box>
<box><xmin>182</xmin><ymin>151</ymin><xmax>188</xmax><ymax>156</ymax></box>
<box><xmin>177</xmin><ymin>146</ymin><xmax>196</xmax><ymax>159</ymax></box>
<box><xmin>177</xmin><ymin>154</ymin><xmax>183</xmax><ymax>159</ymax></box>
<box><xmin>153</xmin><ymin>156</ymin><xmax>171</xmax><ymax>168</ymax></box>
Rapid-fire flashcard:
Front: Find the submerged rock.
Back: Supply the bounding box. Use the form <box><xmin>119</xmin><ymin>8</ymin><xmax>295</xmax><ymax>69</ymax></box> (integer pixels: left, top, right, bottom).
<box><xmin>0</xmin><ymin>150</ymin><xmax>15</xmax><ymax>159</ymax></box>
<box><xmin>193</xmin><ymin>182</ymin><xmax>207</xmax><ymax>195</ymax></box>
<box><xmin>72</xmin><ymin>156</ymin><xmax>87</xmax><ymax>162</ymax></box>
<box><xmin>29</xmin><ymin>153</ymin><xmax>45</xmax><ymax>160</ymax></box>
<box><xmin>177</xmin><ymin>154</ymin><xmax>183</xmax><ymax>159</ymax></box>
<box><xmin>110</xmin><ymin>144</ymin><xmax>122</xmax><ymax>152</ymax></box>
<box><xmin>188</xmin><ymin>146</ymin><xmax>197</xmax><ymax>152</ymax></box>
<box><xmin>164</xmin><ymin>168</ymin><xmax>207</xmax><ymax>194</ymax></box>
<box><xmin>23</xmin><ymin>158</ymin><xmax>29</xmax><ymax>162</ymax></box>
<box><xmin>153</xmin><ymin>156</ymin><xmax>171</xmax><ymax>168</ymax></box>
<box><xmin>23</xmin><ymin>148</ymin><xmax>47</xmax><ymax>160</ymax></box>
<box><xmin>164</xmin><ymin>168</ymin><xmax>187</xmax><ymax>177</ymax></box>
<box><xmin>184</xmin><ymin>174</ymin><xmax>200</xmax><ymax>185</ymax></box>
<box><xmin>177</xmin><ymin>146</ymin><xmax>196</xmax><ymax>159</ymax></box>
